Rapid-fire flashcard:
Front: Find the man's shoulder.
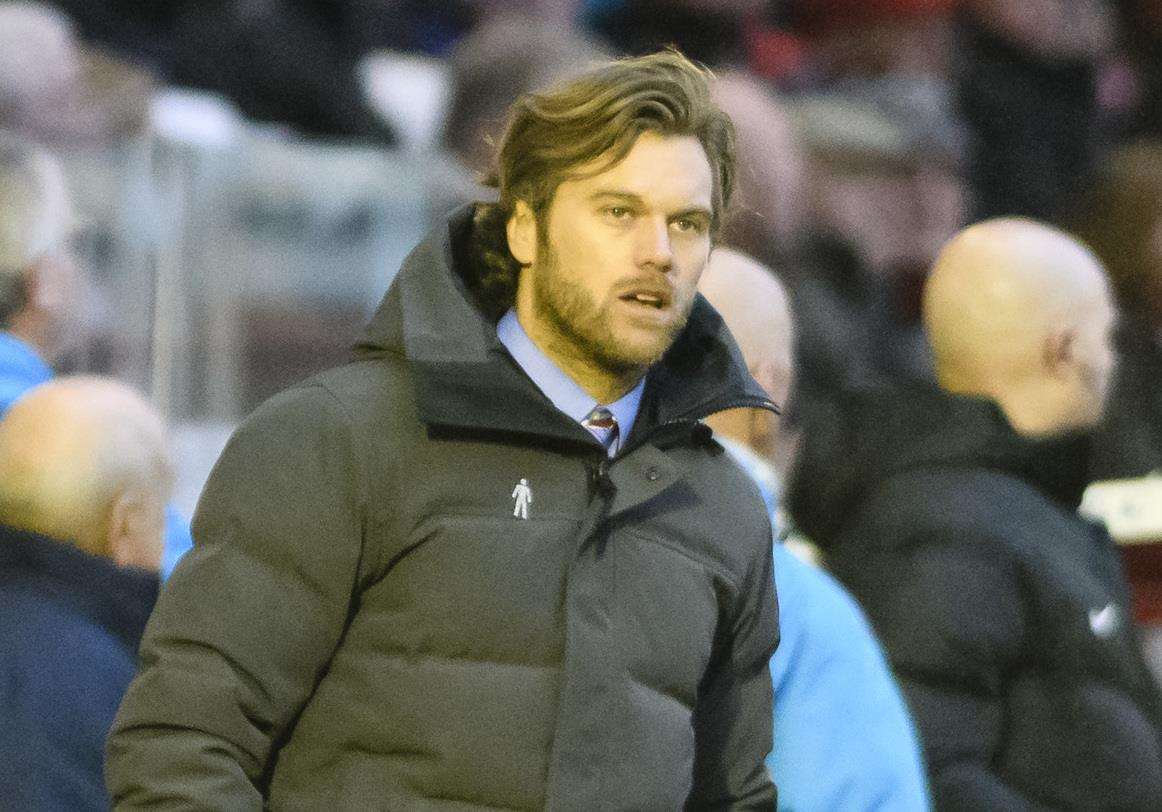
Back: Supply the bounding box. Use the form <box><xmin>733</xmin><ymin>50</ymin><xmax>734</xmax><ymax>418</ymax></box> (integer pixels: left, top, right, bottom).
<box><xmin>692</xmin><ymin>439</ymin><xmax>777</xmax><ymax>541</ymax></box>
<box><xmin>306</xmin><ymin>353</ymin><xmax>414</xmax><ymax>408</ymax></box>
<box><xmin>856</xmin><ymin>463</ymin><xmax>1063</xmax><ymax>546</ymax></box>
<box><xmin>0</xmin><ymin>577</ymin><xmax>136</xmax><ymax>685</ymax></box>
<box><xmin>245</xmin><ymin>354</ymin><xmax>416</xmax><ymax>433</ymax></box>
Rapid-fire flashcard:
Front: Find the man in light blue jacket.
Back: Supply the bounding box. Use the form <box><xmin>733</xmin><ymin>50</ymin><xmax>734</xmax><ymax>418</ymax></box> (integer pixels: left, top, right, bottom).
<box><xmin>702</xmin><ymin>247</ymin><xmax>930</xmax><ymax>811</ymax></box>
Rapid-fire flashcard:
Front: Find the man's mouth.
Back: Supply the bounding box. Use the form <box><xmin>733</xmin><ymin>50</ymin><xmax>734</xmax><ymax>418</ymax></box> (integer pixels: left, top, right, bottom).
<box><xmin>625</xmin><ymin>293</ymin><xmax>665</xmax><ymax>308</ymax></box>
<box><xmin>618</xmin><ymin>286</ymin><xmax>672</xmax><ymax>310</ymax></box>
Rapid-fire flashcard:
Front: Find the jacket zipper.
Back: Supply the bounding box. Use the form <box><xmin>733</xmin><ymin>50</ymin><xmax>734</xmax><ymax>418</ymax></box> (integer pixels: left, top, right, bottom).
<box><xmin>584</xmin><ymin>394</ymin><xmax>777</xmax><ymax>500</ymax></box>
<box><xmin>615</xmin><ymin>394</ymin><xmax>778</xmax><ymax>459</ymax></box>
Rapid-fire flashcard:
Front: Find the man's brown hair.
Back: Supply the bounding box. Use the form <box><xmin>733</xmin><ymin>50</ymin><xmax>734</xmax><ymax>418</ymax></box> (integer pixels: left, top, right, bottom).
<box><xmin>468</xmin><ymin>49</ymin><xmax>736</xmax><ymax>318</ymax></box>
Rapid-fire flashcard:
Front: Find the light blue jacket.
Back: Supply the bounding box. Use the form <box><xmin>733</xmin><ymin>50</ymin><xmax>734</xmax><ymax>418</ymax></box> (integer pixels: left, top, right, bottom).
<box><xmin>722</xmin><ymin>439</ymin><xmax>930</xmax><ymax>811</ymax></box>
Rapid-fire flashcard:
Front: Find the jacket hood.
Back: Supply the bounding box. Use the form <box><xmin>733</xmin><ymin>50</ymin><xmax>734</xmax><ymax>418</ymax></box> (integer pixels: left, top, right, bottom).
<box><xmin>787</xmin><ymin>382</ymin><xmax>1096</xmax><ymax>547</ymax></box>
<box><xmin>355</xmin><ymin>204</ymin><xmax>774</xmax><ymax>446</ymax></box>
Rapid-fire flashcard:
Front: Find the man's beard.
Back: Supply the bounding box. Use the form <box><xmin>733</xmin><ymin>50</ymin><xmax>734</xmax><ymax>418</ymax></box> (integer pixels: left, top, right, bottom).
<box><xmin>530</xmin><ymin>241</ymin><xmax>691</xmax><ymax>376</ymax></box>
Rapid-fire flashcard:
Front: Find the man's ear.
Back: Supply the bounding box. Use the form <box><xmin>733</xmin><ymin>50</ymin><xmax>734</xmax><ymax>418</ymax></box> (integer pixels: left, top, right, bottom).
<box><xmin>1043</xmin><ymin>327</ymin><xmax>1077</xmax><ymax>380</ymax></box>
<box><xmin>506</xmin><ymin>200</ymin><xmax>538</xmax><ymax>267</ymax></box>
<box><xmin>105</xmin><ymin>488</ymin><xmax>162</xmax><ymax>572</ymax></box>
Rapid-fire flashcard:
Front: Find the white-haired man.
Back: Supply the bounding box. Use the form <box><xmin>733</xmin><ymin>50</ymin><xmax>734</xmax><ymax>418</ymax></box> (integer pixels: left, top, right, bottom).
<box><xmin>0</xmin><ymin>128</ymin><xmax>80</xmax><ymax>407</ymax></box>
<box><xmin>0</xmin><ymin>130</ymin><xmax>192</xmax><ymax>576</ymax></box>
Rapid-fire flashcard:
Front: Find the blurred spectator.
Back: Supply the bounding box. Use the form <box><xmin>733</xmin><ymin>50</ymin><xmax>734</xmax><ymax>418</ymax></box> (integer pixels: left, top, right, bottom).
<box><xmin>713</xmin><ymin>70</ymin><xmax>965</xmax><ymax>379</ymax></box>
<box><xmin>790</xmin><ymin>83</ymin><xmax>966</xmax><ymax>301</ymax></box>
<box><xmin>469</xmin><ymin>0</ymin><xmax>583</xmax><ymax>35</ymax></box>
<box><xmin>163</xmin><ymin>0</ymin><xmax>570</xmax><ymax>144</ymax></box>
<box><xmin>1117</xmin><ymin>0</ymin><xmax>1162</xmax><ymax>137</ymax></box>
<box><xmin>0</xmin><ymin>131</ymin><xmax>192</xmax><ymax>575</ymax></box>
<box><xmin>151</xmin><ymin>0</ymin><xmax>398</xmax><ymax>143</ymax></box>
<box><xmin>443</xmin><ymin>11</ymin><xmax>609</xmax><ymax>176</ymax></box>
<box><xmin>956</xmin><ymin>0</ymin><xmax>1115</xmax><ymax>220</ymax></box>
<box><xmin>0</xmin><ymin>1</ymin><xmax>153</xmax><ymax>146</ymax></box>
<box><xmin>700</xmin><ymin>248</ymin><xmax>931</xmax><ymax>811</ymax></box>
<box><xmin>1074</xmin><ymin>140</ymin><xmax>1162</xmax><ymax>479</ymax></box>
<box><xmin>433</xmin><ymin>10</ymin><xmax>611</xmax><ymax>223</ymax></box>
<box><xmin>773</xmin><ymin>87</ymin><xmax>964</xmax><ymax>479</ymax></box>
<box><xmin>791</xmin><ymin>219</ymin><xmax>1162</xmax><ymax>808</ymax></box>
<box><xmin>39</xmin><ymin>0</ymin><xmax>183</xmax><ymax>68</ymax></box>
<box><xmin>782</xmin><ymin>0</ymin><xmax>957</xmax><ymax>80</ymax></box>
<box><xmin>711</xmin><ymin>70</ymin><xmax>810</xmax><ymax>260</ymax></box>
<box><xmin>0</xmin><ymin>129</ymin><xmax>85</xmax><ymax>393</ymax></box>
<box><xmin>585</xmin><ymin>0</ymin><xmax>768</xmax><ymax>66</ymax></box>
<box><xmin>0</xmin><ymin>376</ymin><xmax>171</xmax><ymax>811</ymax></box>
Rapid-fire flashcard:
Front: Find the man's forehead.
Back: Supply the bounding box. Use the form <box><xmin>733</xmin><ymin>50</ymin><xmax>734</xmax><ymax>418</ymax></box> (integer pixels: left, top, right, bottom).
<box><xmin>563</xmin><ymin>133</ymin><xmax>714</xmax><ymax>209</ymax></box>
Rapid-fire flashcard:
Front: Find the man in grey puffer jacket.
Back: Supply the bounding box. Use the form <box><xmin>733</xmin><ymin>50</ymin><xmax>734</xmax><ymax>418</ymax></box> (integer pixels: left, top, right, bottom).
<box><xmin>107</xmin><ymin>50</ymin><xmax>780</xmax><ymax>810</ymax></box>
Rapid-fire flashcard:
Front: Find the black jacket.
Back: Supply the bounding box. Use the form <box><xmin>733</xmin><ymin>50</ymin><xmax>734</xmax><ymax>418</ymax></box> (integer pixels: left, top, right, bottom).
<box><xmin>107</xmin><ymin>206</ymin><xmax>780</xmax><ymax>809</ymax></box>
<box><xmin>0</xmin><ymin>525</ymin><xmax>158</xmax><ymax>810</ymax></box>
<box><xmin>789</xmin><ymin>384</ymin><xmax>1162</xmax><ymax>810</ymax></box>
<box><xmin>1092</xmin><ymin>320</ymin><xmax>1162</xmax><ymax>481</ymax></box>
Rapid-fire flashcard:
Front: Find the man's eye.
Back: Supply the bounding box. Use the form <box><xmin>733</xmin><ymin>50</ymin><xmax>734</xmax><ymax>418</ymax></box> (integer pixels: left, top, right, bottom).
<box><xmin>605</xmin><ymin>206</ymin><xmax>631</xmax><ymax>219</ymax></box>
<box><xmin>673</xmin><ymin>217</ymin><xmax>705</xmax><ymax>233</ymax></box>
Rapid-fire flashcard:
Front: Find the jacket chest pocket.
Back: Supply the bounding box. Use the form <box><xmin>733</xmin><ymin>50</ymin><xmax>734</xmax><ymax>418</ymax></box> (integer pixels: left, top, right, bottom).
<box><xmin>611</xmin><ymin>531</ymin><xmax>729</xmax><ymax>708</ymax></box>
<box><xmin>366</xmin><ymin>513</ymin><xmax>582</xmax><ymax>666</ymax></box>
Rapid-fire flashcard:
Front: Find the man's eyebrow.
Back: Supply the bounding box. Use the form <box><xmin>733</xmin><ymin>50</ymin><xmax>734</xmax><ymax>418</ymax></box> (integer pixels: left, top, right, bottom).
<box><xmin>588</xmin><ymin>190</ymin><xmax>712</xmax><ymax>218</ymax></box>
<box><xmin>672</xmin><ymin>206</ymin><xmax>712</xmax><ymax>220</ymax></box>
<box><xmin>588</xmin><ymin>190</ymin><xmax>646</xmax><ymax>204</ymax></box>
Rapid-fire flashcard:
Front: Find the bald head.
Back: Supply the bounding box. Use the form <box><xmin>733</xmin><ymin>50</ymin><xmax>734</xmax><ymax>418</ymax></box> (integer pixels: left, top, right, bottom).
<box><xmin>924</xmin><ymin>217</ymin><xmax>1116</xmax><ymax>435</ymax></box>
<box><xmin>700</xmin><ymin>248</ymin><xmax>795</xmax><ymax>465</ymax></box>
<box><xmin>0</xmin><ymin>377</ymin><xmax>172</xmax><ymax>570</ymax></box>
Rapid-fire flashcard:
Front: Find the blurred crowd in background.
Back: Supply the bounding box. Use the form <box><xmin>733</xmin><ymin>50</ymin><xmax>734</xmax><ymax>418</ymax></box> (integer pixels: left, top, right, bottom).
<box><xmin>4</xmin><ymin>0</ymin><xmax>1162</xmax><ymax>807</ymax></box>
<box><xmin>4</xmin><ymin>0</ymin><xmax>1162</xmax><ymax>657</ymax></box>
<box><xmin>3</xmin><ymin>0</ymin><xmax>1161</xmax><ymax>501</ymax></box>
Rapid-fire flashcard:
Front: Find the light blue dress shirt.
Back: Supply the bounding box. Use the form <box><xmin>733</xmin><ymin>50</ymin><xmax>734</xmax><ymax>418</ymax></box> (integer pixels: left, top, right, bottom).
<box><xmin>496</xmin><ymin>309</ymin><xmax>644</xmax><ymax>455</ymax></box>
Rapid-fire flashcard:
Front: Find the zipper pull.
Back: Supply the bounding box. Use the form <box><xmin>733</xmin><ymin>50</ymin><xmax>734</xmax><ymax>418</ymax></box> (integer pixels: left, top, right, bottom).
<box><xmin>588</xmin><ymin>457</ymin><xmax>616</xmax><ymax>501</ymax></box>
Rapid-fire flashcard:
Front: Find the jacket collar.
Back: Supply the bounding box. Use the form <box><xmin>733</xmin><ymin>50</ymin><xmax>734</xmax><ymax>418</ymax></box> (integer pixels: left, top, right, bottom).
<box><xmin>356</xmin><ymin>204</ymin><xmax>775</xmax><ymax>448</ymax></box>
<box><xmin>0</xmin><ymin>525</ymin><xmax>159</xmax><ymax>649</ymax></box>
<box><xmin>791</xmin><ymin>383</ymin><xmax>1096</xmax><ymax>546</ymax></box>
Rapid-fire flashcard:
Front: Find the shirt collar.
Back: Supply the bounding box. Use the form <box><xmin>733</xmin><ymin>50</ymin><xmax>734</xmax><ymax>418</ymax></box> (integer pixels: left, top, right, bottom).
<box><xmin>496</xmin><ymin>309</ymin><xmax>645</xmax><ymax>448</ymax></box>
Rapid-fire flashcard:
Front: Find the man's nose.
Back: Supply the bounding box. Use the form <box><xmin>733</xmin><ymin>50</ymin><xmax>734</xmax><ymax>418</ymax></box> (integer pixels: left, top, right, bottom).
<box><xmin>634</xmin><ymin>217</ymin><xmax>673</xmax><ymax>270</ymax></box>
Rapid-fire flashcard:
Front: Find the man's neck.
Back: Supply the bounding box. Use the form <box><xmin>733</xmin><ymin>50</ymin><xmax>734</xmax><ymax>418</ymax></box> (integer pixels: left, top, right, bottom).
<box><xmin>514</xmin><ymin>310</ymin><xmax>645</xmax><ymax>404</ymax></box>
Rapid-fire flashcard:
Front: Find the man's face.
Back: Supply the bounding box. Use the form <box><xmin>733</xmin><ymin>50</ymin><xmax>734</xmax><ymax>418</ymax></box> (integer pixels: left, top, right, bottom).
<box><xmin>514</xmin><ymin>131</ymin><xmax>714</xmax><ymax>377</ymax></box>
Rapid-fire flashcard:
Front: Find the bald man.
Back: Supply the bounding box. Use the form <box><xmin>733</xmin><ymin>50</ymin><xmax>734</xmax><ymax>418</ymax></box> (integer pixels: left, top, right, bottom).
<box><xmin>700</xmin><ymin>249</ymin><xmax>930</xmax><ymax>811</ymax></box>
<box><xmin>0</xmin><ymin>377</ymin><xmax>172</xmax><ymax>810</ymax></box>
<box><xmin>790</xmin><ymin>218</ymin><xmax>1162</xmax><ymax>809</ymax></box>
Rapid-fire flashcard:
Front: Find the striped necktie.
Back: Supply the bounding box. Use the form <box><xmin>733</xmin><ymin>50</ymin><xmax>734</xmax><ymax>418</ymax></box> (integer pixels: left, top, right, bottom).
<box><xmin>582</xmin><ymin>406</ymin><xmax>619</xmax><ymax>454</ymax></box>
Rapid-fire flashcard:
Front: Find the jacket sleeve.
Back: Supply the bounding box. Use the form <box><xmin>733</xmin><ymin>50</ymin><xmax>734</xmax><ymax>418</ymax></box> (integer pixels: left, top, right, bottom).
<box><xmin>106</xmin><ymin>383</ymin><xmax>369</xmax><ymax>808</ymax></box>
<box><xmin>686</xmin><ymin>526</ymin><xmax>779</xmax><ymax>810</ymax></box>
<box><xmin>867</xmin><ymin>539</ymin><xmax>1041</xmax><ymax>810</ymax></box>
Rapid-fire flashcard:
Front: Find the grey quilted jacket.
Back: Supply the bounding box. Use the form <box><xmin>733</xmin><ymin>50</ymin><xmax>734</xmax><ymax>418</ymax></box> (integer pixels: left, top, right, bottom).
<box><xmin>107</xmin><ymin>206</ymin><xmax>780</xmax><ymax>810</ymax></box>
